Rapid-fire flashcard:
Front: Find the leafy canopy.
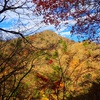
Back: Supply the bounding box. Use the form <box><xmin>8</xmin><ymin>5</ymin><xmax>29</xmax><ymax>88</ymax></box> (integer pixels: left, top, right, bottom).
<box><xmin>33</xmin><ymin>0</ymin><xmax>100</xmax><ymax>43</ymax></box>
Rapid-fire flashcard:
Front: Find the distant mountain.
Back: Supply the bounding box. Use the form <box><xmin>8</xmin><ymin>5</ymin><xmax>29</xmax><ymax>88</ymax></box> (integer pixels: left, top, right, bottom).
<box><xmin>0</xmin><ymin>30</ymin><xmax>100</xmax><ymax>100</ymax></box>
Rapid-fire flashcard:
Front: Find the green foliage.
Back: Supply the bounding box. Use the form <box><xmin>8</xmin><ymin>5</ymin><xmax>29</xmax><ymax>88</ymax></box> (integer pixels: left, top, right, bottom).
<box><xmin>52</xmin><ymin>65</ymin><xmax>62</xmax><ymax>73</ymax></box>
<box><xmin>45</xmin><ymin>53</ymin><xmax>51</xmax><ymax>60</ymax></box>
<box><xmin>58</xmin><ymin>39</ymin><xmax>63</xmax><ymax>44</ymax></box>
<box><xmin>33</xmin><ymin>90</ymin><xmax>41</xmax><ymax>99</ymax></box>
<box><xmin>12</xmin><ymin>82</ymin><xmax>28</xmax><ymax>97</ymax></box>
<box><xmin>45</xmin><ymin>89</ymin><xmax>52</xmax><ymax>97</ymax></box>
<box><xmin>10</xmin><ymin>42</ymin><xmax>15</xmax><ymax>47</ymax></box>
<box><xmin>12</xmin><ymin>89</ymin><xmax>19</xmax><ymax>97</ymax></box>
<box><xmin>83</xmin><ymin>73</ymin><xmax>92</xmax><ymax>80</ymax></box>
<box><xmin>46</xmin><ymin>65</ymin><xmax>61</xmax><ymax>81</ymax></box>
<box><xmin>59</xmin><ymin>39</ymin><xmax>67</xmax><ymax>52</ymax></box>
<box><xmin>83</xmin><ymin>41</ymin><xmax>89</xmax><ymax>47</ymax></box>
<box><xmin>36</xmin><ymin>50</ymin><xmax>44</xmax><ymax>57</ymax></box>
<box><xmin>52</xmin><ymin>50</ymin><xmax>58</xmax><ymax>59</ymax></box>
<box><xmin>66</xmin><ymin>92</ymin><xmax>72</xmax><ymax>98</ymax></box>
<box><xmin>95</xmin><ymin>76</ymin><xmax>100</xmax><ymax>83</ymax></box>
<box><xmin>45</xmin><ymin>56</ymin><xmax>50</xmax><ymax>60</ymax></box>
<box><xmin>16</xmin><ymin>39</ymin><xmax>22</xmax><ymax>48</ymax></box>
<box><xmin>62</xmin><ymin>41</ymin><xmax>67</xmax><ymax>52</ymax></box>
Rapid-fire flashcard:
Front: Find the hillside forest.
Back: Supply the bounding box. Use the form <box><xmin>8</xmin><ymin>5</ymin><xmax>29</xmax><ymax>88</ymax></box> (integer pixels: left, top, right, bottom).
<box><xmin>0</xmin><ymin>30</ymin><xmax>100</xmax><ymax>100</ymax></box>
<box><xmin>0</xmin><ymin>0</ymin><xmax>100</xmax><ymax>100</ymax></box>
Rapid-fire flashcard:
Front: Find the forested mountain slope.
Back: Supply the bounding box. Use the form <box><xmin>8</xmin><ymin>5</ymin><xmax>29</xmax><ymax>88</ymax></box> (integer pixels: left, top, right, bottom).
<box><xmin>0</xmin><ymin>30</ymin><xmax>100</xmax><ymax>100</ymax></box>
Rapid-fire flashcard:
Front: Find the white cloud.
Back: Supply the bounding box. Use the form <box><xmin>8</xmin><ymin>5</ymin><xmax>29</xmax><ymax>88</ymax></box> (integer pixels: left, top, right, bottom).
<box><xmin>0</xmin><ymin>0</ymin><xmax>76</xmax><ymax>39</ymax></box>
<box><xmin>67</xmin><ymin>20</ymin><xmax>76</xmax><ymax>25</ymax></box>
<box><xmin>59</xmin><ymin>31</ymin><xmax>71</xmax><ymax>36</ymax></box>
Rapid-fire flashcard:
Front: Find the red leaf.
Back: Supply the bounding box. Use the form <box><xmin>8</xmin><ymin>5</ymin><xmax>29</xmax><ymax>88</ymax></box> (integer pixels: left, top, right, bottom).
<box><xmin>48</xmin><ymin>59</ymin><xmax>53</xmax><ymax>64</ymax></box>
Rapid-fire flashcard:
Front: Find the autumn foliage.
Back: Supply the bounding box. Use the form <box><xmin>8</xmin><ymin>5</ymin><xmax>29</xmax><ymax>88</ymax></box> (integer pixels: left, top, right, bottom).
<box><xmin>0</xmin><ymin>30</ymin><xmax>100</xmax><ymax>100</ymax></box>
<box><xmin>33</xmin><ymin>0</ymin><xmax>100</xmax><ymax>43</ymax></box>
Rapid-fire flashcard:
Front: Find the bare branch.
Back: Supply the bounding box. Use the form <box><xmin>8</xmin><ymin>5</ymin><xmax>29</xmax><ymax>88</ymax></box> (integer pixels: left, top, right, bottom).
<box><xmin>0</xmin><ymin>16</ymin><xmax>6</xmax><ymax>23</ymax></box>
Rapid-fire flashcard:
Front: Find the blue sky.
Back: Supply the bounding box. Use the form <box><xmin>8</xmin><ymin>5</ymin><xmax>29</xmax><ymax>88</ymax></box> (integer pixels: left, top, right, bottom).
<box><xmin>0</xmin><ymin>18</ymin><xmax>89</xmax><ymax>42</ymax></box>
<box><xmin>1</xmin><ymin>12</ymin><xmax>99</xmax><ymax>42</ymax></box>
<box><xmin>0</xmin><ymin>0</ymin><xmax>99</xmax><ymax>42</ymax></box>
<box><xmin>0</xmin><ymin>0</ymin><xmax>80</xmax><ymax>41</ymax></box>
<box><xmin>0</xmin><ymin>14</ymin><xmax>81</xmax><ymax>42</ymax></box>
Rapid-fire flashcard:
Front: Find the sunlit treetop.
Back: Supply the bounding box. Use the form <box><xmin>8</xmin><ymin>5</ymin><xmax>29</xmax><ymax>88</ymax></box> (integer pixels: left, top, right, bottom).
<box><xmin>33</xmin><ymin>0</ymin><xmax>100</xmax><ymax>43</ymax></box>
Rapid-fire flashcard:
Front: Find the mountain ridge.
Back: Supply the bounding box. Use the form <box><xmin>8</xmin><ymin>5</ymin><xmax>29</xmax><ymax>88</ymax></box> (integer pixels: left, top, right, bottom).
<box><xmin>0</xmin><ymin>30</ymin><xmax>100</xmax><ymax>100</ymax></box>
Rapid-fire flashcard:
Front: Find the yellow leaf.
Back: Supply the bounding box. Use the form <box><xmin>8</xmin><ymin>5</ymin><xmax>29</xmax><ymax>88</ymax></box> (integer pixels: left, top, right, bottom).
<box><xmin>41</xmin><ymin>96</ymin><xmax>49</xmax><ymax>100</ymax></box>
<box><xmin>60</xmin><ymin>82</ymin><xmax>64</xmax><ymax>88</ymax></box>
